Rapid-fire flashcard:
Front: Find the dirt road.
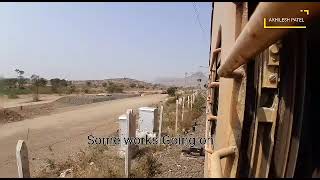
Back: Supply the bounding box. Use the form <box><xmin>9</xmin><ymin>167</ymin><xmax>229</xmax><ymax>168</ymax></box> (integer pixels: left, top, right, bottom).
<box><xmin>0</xmin><ymin>94</ymin><xmax>167</xmax><ymax>177</ymax></box>
<box><xmin>0</xmin><ymin>94</ymin><xmax>63</xmax><ymax>108</ymax></box>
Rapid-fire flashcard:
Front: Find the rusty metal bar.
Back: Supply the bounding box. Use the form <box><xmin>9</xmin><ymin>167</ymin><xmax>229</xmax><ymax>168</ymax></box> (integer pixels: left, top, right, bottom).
<box><xmin>208</xmin><ymin>82</ymin><xmax>220</xmax><ymax>88</ymax></box>
<box><xmin>210</xmin><ymin>48</ymin><xmax>222</xmax><ymax>71</ymax></box>
<box><xmin>218</xmin><ymin>2</ymin><xmax>320</xmax><ymax>77</ymax></box>
<box><xmin>208</xmin><ymin>114</ymin><xmax>218</xmax><ymax>121</ymax></box>
<box><xmin>205</xmin><ymin>145</ymin><xmax>214</xmax><ymax>154</ymax></box>
<box><xmin>210</xmin><ymin>146</ymin><xmax>238</xmax><ymax>178</ymax></box>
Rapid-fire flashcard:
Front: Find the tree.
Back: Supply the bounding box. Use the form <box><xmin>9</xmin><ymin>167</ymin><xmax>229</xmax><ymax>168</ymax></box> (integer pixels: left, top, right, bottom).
<box><xmin>129</xmin><ymin>83</ymin><xmax>136</xmax><ymax>88</ymax></box>
<box><xmin>50</xmin><ymin>78</ymin><xmax>68</xmax><ymax>93</ymax></box>
<box><xmin>50</xmin><ymin>78</ymin><xmax>60</xmax><ymax>93</ymax></box>
<box><xmin>138</xmin><ymin>85</ymin><xmax>145</xmax><ymax>89</ymax></box>
<box><xmin>38</xmin><ymin>78</ymin><xmax>47</xmax><ymax>86</ymax></box>
<box><xmin>167</xmin><ymin>87</ymin><xmax>177</xmax><ymax>97</ymax></box>
<box><xmin>4</xmin><ymin>78</ymin><xmax>18</xmax><ymax>89</ymax></box>
<box><xmin>15</xmin><ymin>69</ymin><xmax>26</xmax><ymax>89</ymax></box>
<box><xmin>31</xmin><ymin>75</ymin><xmax>47</xmax><ymax>101</ymax></box>
<box><xmin>102</xmin><ymin>82</ymin><xmax>108</xmax><ymax>88</ymax></box>
<box><xmin>86</xmin><ymin>81</ymin><xmax>92</xmax><ymax>87</ymax></box>
<box><xmin>106</xmin><ymin>84</ymin><xmax>123</xmax><ymax>93</ymax></box>
<box><xmin>108</xmin><ymin>81</ymin><xmax>114</xmax><ymax>86</ymax></box>
<box><xmin>67</xmin><ymin>85</ymin><xmax>76</xmax><ymax>94</ymax></box>
<box><xmin>59</xmin><ymin>79</ymin><xmax>68</xmax><ymax>87</ymax></box>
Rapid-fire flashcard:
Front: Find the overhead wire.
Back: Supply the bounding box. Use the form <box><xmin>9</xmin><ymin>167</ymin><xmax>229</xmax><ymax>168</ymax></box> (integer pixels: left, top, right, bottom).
<box><xmin>192</xmin><ymin>2</ymin><xmax>209</xmax><ymax>44</ymax></box>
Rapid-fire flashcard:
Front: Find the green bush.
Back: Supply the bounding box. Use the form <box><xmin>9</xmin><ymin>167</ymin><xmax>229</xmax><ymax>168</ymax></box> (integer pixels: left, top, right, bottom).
<box><xmin>106</xmin><ymin>84</ymin><xmax>123</xmax><ymax>93</ymax></box>
<box><xmin>38</xmin><ymin>86</ymin><xmax>54</xmax><ymax>94</ymax></box>
<box><xmin>50</xmin><ymin>78</ymin><xmax>69</xmax><ymax>93</ymax></box>
<box><xmin>0</xmin><ymin>87</ymin><xmax>32</xmax><ymax>96</ymax></box>
<box><xmin>192</xmin><ymin>94</ymin><xmax>206</xmax><ymax>119</ymax></box>
<box><xmin>66</xmin><ymin>85</ymin><xmax>76</xmax><ymax>94</ymax></box>
<box><xmin>129</xmin><ymin>83</ymin><xmax>136</xmax><ymax>88</ymax></box>
<box><xmin>167</xmin><ymin>87</ymin><xmax>177</xmax><ymax>97</ymax></box>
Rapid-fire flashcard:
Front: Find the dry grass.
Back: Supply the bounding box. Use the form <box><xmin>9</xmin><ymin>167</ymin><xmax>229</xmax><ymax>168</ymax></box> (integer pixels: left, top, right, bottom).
<box><xmin>35</xmin><ymin>145</ymin><xmax>124</xmax><ymax>178</ymax></box>
<box><xmin>130</xmin><ymin>145</ymin><xmax>165</xmax><ymax>178</ymax></box>
<box><xmin>35</xmin><ymin>93</ymin><xmax>205</xmax><ymax>178</ymax></box>
<box><xmin>35</xmin><ymin>141</ymin><xmax>166</xmax><ymax>178</ymax></box>
<box><xmin>162</xmin><ymin>93</ymin><xmax>205</xmax><ymax>135</ymax></box>
<box><xmin>71</xmin><ymin>145</ymin><xmax>124</xmax><ymax>178</ymax></box>
<box><xmin>162</xmin><ymin>102</ymin><xmax>177</xmax><ymax>136</ymax></box>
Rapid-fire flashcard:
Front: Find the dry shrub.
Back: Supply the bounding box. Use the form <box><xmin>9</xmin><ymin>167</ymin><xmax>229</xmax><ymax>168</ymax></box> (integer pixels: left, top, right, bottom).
<box><xmin>179</xmin><ymin>94</ymin><xmax>205</xmax><ymax>132</ymax></box>
<box><xmin>166</xmin><ymin>96</ymin><xmax>176</xmax><ymax>104</ymax></box>
<box><xmin>71</xmin><ymin>145</ymin><xmax>124</xmax><ymax>178</ymax></box>
<box><xmin>179</xmin><ymin>110</ymin><xmax>195</xmax><ymax>132</ymax></box>
<box><xmin>131</xmin><ymin>145</ymin><xmax>163</xmax><ymax>178</ymax></box>
<box><xmin>35</xmin><ymin>145</ymin><xmax>124</xmax><ymax>178</ymax></box>
<box><xmin>35</xmin><ymin>157</ymin><xmax>73</xmax><ymax>178</ymax></box>
<box><xmin>131</xmin><ymin>154</ymin><xmax>161</xmax><ymax>178</ymax></box>
<box><xmin>161</xmin><ymin>93</ymin><xmax>206</xmax><ymax>135</ymax></box>
<box><xmin>162</xmin><ymin>103</ymin><xmax>177</xmax><ymax>136</ymax></box>
<box><xmin>191</xmin><ymin>94</ymin><xmax>206</xmax><ymax>119</ymax></box>
<box><xmin>0</xmin><ymin>109</ymin><xmax>24</xmax><ymax>123</ymax></box>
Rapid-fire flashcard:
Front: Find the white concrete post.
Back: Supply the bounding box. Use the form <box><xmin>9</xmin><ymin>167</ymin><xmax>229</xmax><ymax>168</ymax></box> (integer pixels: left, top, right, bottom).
<box><xmin>191</xmin><ymin>94</ymin><xmax>193</xmax><ymax>110</ymax></box>
<box><xmin>158</xmin><ymin>105</ymin><xmax>163</xmax><ymax>145</ymax></box>
<box><xmin>118</xmin><ymin>115</ymin><xmax>127</xmax><ymax>156</ymax></box>
<box><xmin>16</xmin><ymin>140</ymin><xmax>30</xmax><ymax>178</ymax></box>
<box><xmin>175</xmin><ymin>99</ymin><xmax>178</xmax><ymax>134</ymax></box>
<box><xmin>182</xmin><ymin>97</ymin><xmax>185</xmax><ymax>122</ymax></box>
<box><xmin>187</xmin><ymin>96</ymin><xmax>190</xmax><ymax>109</ymax></box>
<box><xmin>192</xmin><ymin>93</ymin><xmax>195</xmax><ymax>104</ymax></box>
<box><xmin>125</xmin><ymin>109</ymin><xmax>135</xmax><ymax>178</ymax></box>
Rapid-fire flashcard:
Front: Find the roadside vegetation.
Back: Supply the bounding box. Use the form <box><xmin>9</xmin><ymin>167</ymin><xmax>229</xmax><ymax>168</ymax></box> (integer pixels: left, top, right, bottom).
<box><xmin>162</xmin><ymin>91</ymin><xmax>206</xmax><ymax>135</ymax></box>
<box><xmin>33</xmin><ymin>89</ymin><xmax>205</xmax><ymax>178</ymax></box>
<box><xmin>35</xmin><ymin>144</ymin><xmax>163</xmax><ymax>178</ymax></box>
<box><xmin>0</xmin><ymin>69</ymin><xmax>163</xmax><ymax>101</ymax></box>
<box><xmin>167</xmin><ymin>87</ymin><xmax>177</xmax><ymax>97</ymax></box>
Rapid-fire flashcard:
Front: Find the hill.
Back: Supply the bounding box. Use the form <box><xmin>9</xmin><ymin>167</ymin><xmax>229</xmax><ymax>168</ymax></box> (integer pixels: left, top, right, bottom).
<box><xmin>154</xmin><ymin>71</ymin><xmax>207</xmax><ymax>88</ymax></box>
<box><xmin>71</xmin><ymin>78</ymin><xmax>159</xmax><ymax>89</ymax></box>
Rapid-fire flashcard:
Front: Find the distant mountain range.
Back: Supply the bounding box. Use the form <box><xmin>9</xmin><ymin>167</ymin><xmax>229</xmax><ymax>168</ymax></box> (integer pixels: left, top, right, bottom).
<box><xmin>153</xmin><ymin>71</ymin><xmax>208</xmax><ymax>87</ymax></box>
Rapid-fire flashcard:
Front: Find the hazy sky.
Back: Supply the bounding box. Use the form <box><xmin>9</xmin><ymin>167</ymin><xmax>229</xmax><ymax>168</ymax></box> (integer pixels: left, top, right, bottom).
<box><xmin>0</xmin><ymin>2</ymin><xmax>212</xmax><ymax>82</ymax></box>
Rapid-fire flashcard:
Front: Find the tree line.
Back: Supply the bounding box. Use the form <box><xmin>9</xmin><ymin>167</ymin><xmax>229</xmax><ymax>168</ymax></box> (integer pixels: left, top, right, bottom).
<box><xmin>0</xmin><ymin>69</ymin><xmax>72</xmax><ymax>101</ymax></box>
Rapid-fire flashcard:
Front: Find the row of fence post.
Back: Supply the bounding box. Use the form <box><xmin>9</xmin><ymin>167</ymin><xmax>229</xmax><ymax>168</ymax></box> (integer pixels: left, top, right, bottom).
<box><xmin>124</xmin><ymin>92</ymin><xmax>197</xmax><ymax>177</ymax></box>
<box><xmin>175</xmin><ymin>92</ymin><xmax>197</xmax><ymax>134</ymax></box>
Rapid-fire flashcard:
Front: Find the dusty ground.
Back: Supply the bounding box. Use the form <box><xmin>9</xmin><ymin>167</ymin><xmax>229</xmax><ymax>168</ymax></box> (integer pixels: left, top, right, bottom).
<box><xmin>34</xmin><ymin>111</ymin><xmax>206</xmax><ymax>178</ymax></box>
<box><xmin>0</xmin><ymin>94</ymin><xmax>63</xmax><ymax>108</ymax></box>
<box><xmin>0</xmin><ymin>94</ymin><xmax>167</xmax><ymax>177</ymax></box>
<box><xmin>154</xmin><ymin>113</ymin><xmax>205</xmax><ymax>178</ymax></box>
<box><xmin>0</xmin><ymin>93</ymin><xmax>139</xmax><ymax>124</ymax></box>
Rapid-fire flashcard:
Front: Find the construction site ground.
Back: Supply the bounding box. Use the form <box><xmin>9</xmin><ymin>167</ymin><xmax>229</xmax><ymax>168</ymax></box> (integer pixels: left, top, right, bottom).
<box><xmin>0</xmin><ymin>94</ymin><xmax>167</xmax><ymax>177</ymax></box>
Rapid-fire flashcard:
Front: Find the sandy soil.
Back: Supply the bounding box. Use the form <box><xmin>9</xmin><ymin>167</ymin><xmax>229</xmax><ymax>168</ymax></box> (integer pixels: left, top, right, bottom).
<box><xmin>0</xmin><ymin>94</ymin><xmax>167</xmax><ymax>177</ymax></box>
<box><xmin>0</xmin><ymin>94</ymin><xmax>66</xmax><ymax>108</ymax></box>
